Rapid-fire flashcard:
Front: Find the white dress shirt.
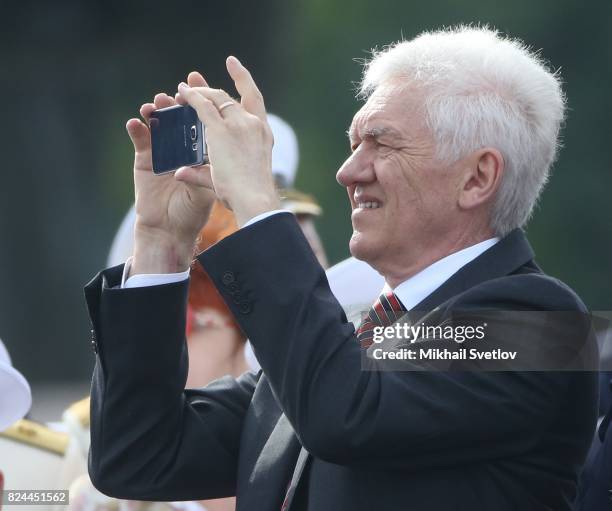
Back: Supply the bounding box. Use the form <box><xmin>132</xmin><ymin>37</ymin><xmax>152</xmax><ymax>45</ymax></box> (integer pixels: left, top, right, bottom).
<box><xmin>389</xmin><ymin>237</ymin><xmax>499</xmax><ymax>311</ymax></box>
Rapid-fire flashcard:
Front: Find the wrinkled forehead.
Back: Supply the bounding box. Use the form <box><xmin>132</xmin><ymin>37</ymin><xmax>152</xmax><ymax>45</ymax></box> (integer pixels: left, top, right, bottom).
<box><xmin>349</xmin><ymin>82</ymin><xmax>428</xmax><ymax>139</ymax></box>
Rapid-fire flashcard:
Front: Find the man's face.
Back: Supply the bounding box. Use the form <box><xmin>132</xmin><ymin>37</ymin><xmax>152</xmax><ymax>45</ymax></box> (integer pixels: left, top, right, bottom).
<box><xmin>336</xmin><ymin>83</ymin><xmax>461</xmax><ymax>279</ymax></box>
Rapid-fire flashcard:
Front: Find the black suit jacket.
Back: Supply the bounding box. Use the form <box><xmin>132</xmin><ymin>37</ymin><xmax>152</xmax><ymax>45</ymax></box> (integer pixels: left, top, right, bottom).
<box><xmin>85</xmin><ymin>213</ymin><xmax>598</xmax><ymax>510</ymax></box>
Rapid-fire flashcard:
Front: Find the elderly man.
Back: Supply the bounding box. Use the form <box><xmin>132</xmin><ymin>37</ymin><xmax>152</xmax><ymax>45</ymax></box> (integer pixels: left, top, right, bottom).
<box><xmin>86</xmin><ymin>27</ymin><xmax>597</xmax><ymax>510</ymax></box>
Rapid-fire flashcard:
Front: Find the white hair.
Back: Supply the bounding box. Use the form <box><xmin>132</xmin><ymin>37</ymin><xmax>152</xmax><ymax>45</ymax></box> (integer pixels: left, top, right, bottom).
<box><xmin>359</xmin><ymin>26</ymin><xmax>566</xmax><ymax>236</ymax></box>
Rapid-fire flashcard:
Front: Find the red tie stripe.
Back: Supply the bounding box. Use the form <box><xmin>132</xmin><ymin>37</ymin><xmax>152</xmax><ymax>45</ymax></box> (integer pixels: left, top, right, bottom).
<box><xmin>356</xmin><ymin>291</ymin><xmax>407</xmax><ymax>349</ymax></box>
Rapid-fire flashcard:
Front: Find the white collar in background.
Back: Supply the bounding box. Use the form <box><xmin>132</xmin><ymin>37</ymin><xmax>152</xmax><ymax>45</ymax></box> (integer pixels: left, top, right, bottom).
<box><xmin>387</xmin><ymin>238</ymin><xmax>499</xmax><ymax>311</ymax></box>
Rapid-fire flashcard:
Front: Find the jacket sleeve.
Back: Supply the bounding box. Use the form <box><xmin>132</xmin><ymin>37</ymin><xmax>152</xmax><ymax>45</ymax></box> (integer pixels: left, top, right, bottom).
<box><xmin>197</xmin><ymin>213</ymin><xmax>597</xmax><ymax>470</ymax></box>
<box><xmin>84</xmin><ymin>265</ymin><xmax>257</xmax><ymax>501</ymax></box>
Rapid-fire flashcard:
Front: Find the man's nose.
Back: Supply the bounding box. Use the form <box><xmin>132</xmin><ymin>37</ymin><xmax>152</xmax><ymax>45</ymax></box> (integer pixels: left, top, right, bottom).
<box><xmin>336</xmin><ymin>150</ymin><xmax>374</xmax><ymax>187</ymax></box>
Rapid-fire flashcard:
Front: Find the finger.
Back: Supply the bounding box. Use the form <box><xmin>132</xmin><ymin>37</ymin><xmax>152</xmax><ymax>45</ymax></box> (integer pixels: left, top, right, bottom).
<box><xmin>187</xmin><ymin>86</ymin><xmax>236</xmax><ymax>110</ymax></box>
<box><xmin>175</xmin><ymin>92</ymin><xmax>187</xmax><ymax>105</ymax></box>
<box><xmin>174</xmin><ymin>164</ymin><xmax>214</xmax><ymax>189</ymax></box>
<box><xmin>184</xmin><ymin>86</ymin><xmax>241</xmax><ymax>120</ymax></box>
<box><xmin>153</xmin><ymin>93</ymin><xmax>176</xmax><ymax>109</ymax></box>
<box><xmin>126</xmin><ymin>118</ymin><xmax>151</xmax><ymax>154</ymax></box>
<box><xmin>226</xmin><ymin>56</ymin><xmax>266</xmax><ymax>120</ymax></box>
<box><xmin>178</xmin><ymin>83</ymin><xmax>223</xmax><ymax>126</ymax></box>
<box><xmin>139</xmin><ymin>103</ymin><xmax>156</xmax><ymax>122</ymax></box>
<box><xmin>187</xmin><ymin>71</ymin><xmax>208</xmax><ymax>88</ymax></box>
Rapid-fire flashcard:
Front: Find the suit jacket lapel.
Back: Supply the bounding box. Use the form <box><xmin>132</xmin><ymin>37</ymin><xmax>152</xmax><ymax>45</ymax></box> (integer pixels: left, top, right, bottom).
<box><xmin>412</xmin><ymin>228</ymin><xmax>535</xmax><ymax>314</ymax></box>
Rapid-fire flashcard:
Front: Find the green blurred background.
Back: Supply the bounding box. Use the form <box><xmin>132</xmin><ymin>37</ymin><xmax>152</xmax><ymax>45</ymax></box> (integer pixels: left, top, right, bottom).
<box><xmin>0</xmin><ymin>0</ymin><xmax>610</xmax><ymax>387</ymax></box>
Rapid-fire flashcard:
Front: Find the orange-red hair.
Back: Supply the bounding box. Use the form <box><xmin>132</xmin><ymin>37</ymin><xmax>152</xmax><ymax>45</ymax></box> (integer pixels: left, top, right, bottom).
<box><xmin>187</xmin><ymin>201</ymin><xmax>241</xmax><ymax>335</ymax></box>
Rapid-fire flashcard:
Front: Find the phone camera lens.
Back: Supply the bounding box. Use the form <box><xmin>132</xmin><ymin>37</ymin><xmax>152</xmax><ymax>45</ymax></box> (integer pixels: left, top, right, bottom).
<box><xmin>192</xmin><ymin>142</ymin><xmax>198</xmax><ymax>151</ymax></box>
<box><xmin>190</xmin><ymin>125</ymin><xmax>197</xmax><ymax>140</ymax></box>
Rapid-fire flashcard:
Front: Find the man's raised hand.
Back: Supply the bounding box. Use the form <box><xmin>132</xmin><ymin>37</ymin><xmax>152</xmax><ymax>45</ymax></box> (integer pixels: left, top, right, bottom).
<box><xmin>176</xmin><ymin>57</ymin><xmax>280</xmax><ymax>227</ymax></box>
<box><xmin>126</xmin><ymin>72</ymin><xmax>217</xmax><ymax>276</ymax></box>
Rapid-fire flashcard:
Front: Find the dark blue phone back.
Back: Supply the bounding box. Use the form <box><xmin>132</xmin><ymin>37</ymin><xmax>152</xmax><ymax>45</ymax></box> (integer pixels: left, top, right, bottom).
<box><xmin>150</xmin><ymin>105</ymin><xmax>207</xmax><ymax>174</ymax></box>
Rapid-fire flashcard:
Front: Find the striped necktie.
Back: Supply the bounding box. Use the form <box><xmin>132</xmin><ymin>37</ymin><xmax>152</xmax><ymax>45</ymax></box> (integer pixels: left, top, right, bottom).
<box><xmin>356</xmin><ymin>291</ymin><xmax>408</xmax><ymax>349</ymax></box>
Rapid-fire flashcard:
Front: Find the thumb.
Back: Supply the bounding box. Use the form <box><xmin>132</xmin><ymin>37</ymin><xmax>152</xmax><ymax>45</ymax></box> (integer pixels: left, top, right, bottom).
<box><xmin>126</xmin><ymin>118</ymin><xmax>151</xmax><ymax>153</ymax></box>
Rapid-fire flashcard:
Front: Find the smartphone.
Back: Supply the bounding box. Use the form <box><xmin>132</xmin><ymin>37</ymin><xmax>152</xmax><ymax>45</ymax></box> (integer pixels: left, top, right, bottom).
<box><xmin>149</xmin><ymin>104</ymin><xmax>208</xmax><ymax>174</ymax></box>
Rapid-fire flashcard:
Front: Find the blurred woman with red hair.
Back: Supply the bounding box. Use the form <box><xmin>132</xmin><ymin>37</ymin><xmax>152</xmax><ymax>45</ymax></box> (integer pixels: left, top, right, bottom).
<box><xmin>184</xmin><ymin>200</ymin><xmax>249</xmax><ymax>389</ymax></box>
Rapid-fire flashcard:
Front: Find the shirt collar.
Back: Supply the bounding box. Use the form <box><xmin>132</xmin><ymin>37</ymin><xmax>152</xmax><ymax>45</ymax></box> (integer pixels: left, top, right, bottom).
<box><xmin>386</xmin><ymin>238</ymin><xmax>499</xmax><ymax>311</ymax></box>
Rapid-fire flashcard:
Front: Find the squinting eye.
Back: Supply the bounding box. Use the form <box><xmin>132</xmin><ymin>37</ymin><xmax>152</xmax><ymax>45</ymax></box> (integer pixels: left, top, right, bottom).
<box><xmin>351</xmin><ymin>142</ymin><xmax>360</xmax><ymax>152</ymax></box>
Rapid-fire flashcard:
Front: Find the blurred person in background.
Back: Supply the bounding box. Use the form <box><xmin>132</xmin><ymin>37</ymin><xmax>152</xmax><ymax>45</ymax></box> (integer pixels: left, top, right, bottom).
<box><xmin>0</xmin><ymin>338</ymin><xmax>31</xmax><ymax>431</ymax></box>
<box><xmin>69</xmin><ymin>200</ymin><xmax>244</xmax><ymax>511</ymax></box>
<box><xmin>1</xmin><ymin>339</ymin><xmax>84</xmax><ymax>510</ymax></box>
<box><xmin>0</xmin><ymin>336</ymin><xmax>32</xmax><ymax>508</ymax></box>
<box><xmin>266</xmin><ymin>114</ymin><xmax>328</xmax><ymax>269</ymax></box>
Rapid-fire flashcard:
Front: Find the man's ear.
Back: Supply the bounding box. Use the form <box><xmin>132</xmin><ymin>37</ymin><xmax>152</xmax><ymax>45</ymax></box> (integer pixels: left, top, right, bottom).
<box><xmin>457</xmin><ymin>148</ymin><xmax>504</xmax><ymax>210</ymax></box>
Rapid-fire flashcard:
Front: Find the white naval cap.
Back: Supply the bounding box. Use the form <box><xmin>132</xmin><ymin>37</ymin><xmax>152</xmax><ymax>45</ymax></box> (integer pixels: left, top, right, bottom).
<box><xmin>0</xmin><ymin>338</ymin><xmax>32</xmax><ymax>430</ymax></box>
<box><xmin>106</xmin><ymin>205</ymin><xmax>136</xmax><ymax>268</ymax></box>
<box><xmin>268</xmin><ymin>113</ymin><xmax>299</xmax><ymax>189</ymax></box>
<box><xmin>268</xmin><ymin>113</ymin><xmax>322</xmax><ymax>216</ymax></box>
<box><xmin>326</xmin><ymin>256</ymin><xmax>385</xmax><ymax>309</ymax></box>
